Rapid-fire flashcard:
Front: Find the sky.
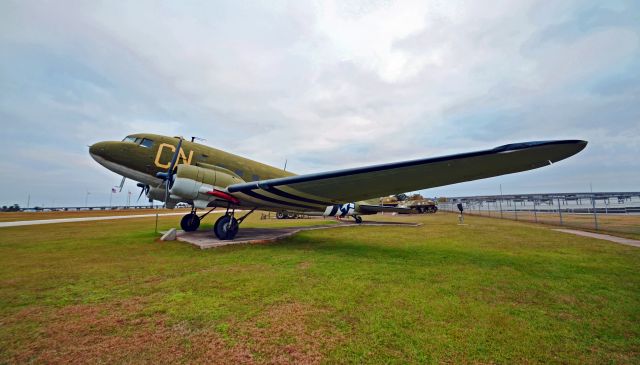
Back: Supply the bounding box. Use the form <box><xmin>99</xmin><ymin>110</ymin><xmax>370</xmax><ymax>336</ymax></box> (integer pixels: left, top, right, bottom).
<box><xmin>1</xmin><ymin>0</ymin><xmax>639</xmax><ymax>207</ymax></box>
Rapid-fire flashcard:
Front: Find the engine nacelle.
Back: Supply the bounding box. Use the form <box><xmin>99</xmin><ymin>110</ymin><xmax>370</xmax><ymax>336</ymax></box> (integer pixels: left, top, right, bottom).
<box><xmin>147</xmin><ymin>186</ymin><xmax>167</xmax><ymax>201</ymax></box>
<box><xmin>170</xmin><ymin>164</ymin><xmax>244</xmax><ymax>208</ymax></box>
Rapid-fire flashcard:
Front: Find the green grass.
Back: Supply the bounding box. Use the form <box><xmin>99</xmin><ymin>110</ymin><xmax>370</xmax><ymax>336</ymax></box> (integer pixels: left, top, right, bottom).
<box><xmin>1</xmin><ymin>212</ymin><xmax>639</xmax><ymax>364</ymax></box>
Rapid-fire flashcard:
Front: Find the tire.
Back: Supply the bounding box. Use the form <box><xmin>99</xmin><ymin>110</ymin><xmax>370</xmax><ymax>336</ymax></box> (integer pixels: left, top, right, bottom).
<box><xmin>180</xmin><ymin>213</ymin><xmax>200</xmax><ymax>232</ymax></box>
<box><xmin>276</xmin><ymin>211</ymin><xmax>286</xmax><ymax>219</ymax></box>
<box><xmin>354</xmin><ymin>216</ymin><xmax>363</xmax><ymax>224</ymax></box>
<box><xmin>214</xmin><ymin>215</ymin><xmax>238</xmax><ymax>240</ymax></box>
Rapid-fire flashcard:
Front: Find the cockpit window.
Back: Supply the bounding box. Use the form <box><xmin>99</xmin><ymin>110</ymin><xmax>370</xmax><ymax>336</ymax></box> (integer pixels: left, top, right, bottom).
<box><xmin>140</xmin><ymin>138</ymin><xmax>154</xmax><ymax>148</ymax></box>
<box><xmin>122</xmin><ymin>136</ymin><xmax>137</xmax><ymax>143</ymax></box>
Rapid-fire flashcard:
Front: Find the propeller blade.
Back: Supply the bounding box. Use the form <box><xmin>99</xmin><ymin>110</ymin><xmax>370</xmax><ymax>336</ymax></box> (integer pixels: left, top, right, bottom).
<box><xmin>167</xmin><ymin>138</ymin><xmax>183</xmax><ymax>176</ymax></box>
<box><xmin>119</xmin><ymin>176</ymin><xmax>126</xmax><ymax>192</ymax></box>
<box><xmin>152</xmin><ymin>137</ymin><xmax>183</xmax><ymax>208</ymax></box>
<box><xmin>164</xmin><ymin>181</ymin><xmax>169</xmax><ymax>208</ymax></box>
<box><xmin>136</xmin><ymin>183</ymin><xmax>149</xmax><ymax>202</ymax></box>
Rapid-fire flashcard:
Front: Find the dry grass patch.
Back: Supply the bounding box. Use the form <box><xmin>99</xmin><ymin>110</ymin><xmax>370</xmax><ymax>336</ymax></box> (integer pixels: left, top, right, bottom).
<box><xmin>4</xmin><ymin>299</ymin><xmax>342</xmax><ymax>365</ymax></box>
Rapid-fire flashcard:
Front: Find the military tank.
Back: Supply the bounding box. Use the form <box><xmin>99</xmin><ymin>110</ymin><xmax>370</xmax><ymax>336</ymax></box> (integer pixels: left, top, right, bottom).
<box><xmin>381</xmin><ymin>193</ymin><xmax>438</xmax><ymax>214</ymax></box>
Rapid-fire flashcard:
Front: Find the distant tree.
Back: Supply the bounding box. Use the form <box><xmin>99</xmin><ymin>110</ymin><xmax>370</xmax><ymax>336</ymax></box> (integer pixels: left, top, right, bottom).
<box><xmin>409</xmin><ymin>194</ymin><xmax>424</xmax><ymax>201</ymax></box>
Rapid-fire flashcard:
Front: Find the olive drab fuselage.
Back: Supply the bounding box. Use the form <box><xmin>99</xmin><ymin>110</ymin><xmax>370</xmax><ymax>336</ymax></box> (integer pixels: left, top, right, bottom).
<box><xmin>90</xmin><ymin>133</ymin><xmax>295</xmax><ymax>187</ymax></box>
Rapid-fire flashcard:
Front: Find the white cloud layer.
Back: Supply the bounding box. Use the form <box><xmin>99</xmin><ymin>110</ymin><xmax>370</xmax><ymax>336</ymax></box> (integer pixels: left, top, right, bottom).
<box><xmin>0</xmin><ymin>0</ymin><xmax>639</xmax><ymax>206</ymax></box>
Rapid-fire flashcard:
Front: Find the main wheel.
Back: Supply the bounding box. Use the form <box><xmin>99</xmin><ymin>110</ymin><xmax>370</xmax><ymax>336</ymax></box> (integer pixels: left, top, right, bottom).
<box><xmin>214</xmin><ymin>214</ymin><xmax>239</xmax><ymax>240</ymax></box>
<box><xmin>276</xmin><ymin>211</ymin><xmax>286</xmax><ymax>219</ymax></box>
<box><xmin>354</xmin><ymin>215</ymin><xmax>363</xmax><ymax>224</ymax></box>
<box><xmin>180</xmin><ymin>213</ymin><xmax>200</xmax><ymax>232</ymax></box>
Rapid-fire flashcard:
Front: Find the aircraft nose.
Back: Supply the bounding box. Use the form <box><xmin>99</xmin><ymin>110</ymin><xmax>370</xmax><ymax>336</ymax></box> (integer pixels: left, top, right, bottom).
<box><xmin>89</xmin><ymin>142</ymin><xmax>109</xmax><ymax>160</ymax></box>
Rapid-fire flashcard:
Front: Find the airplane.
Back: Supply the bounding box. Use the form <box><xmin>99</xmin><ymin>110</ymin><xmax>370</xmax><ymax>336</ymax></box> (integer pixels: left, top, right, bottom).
<box><xmin>89</xmin><ymin>133</ymin><xmax>587</xmax><ymax>240</ymax></box>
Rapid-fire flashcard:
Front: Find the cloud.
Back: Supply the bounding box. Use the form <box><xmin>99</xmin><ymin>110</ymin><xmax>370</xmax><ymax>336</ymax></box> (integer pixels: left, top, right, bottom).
<box><xmin>0</xmin><ymin>0</ymin><xmax>639</xmax><ymax>205</ymax></box>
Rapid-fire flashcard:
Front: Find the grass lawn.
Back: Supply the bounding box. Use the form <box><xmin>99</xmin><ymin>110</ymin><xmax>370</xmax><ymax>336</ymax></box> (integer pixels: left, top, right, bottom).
<box><xmin>1</xmin><ymin>212</ymin><xmax>639</xmax><ymax>364</ymax></box>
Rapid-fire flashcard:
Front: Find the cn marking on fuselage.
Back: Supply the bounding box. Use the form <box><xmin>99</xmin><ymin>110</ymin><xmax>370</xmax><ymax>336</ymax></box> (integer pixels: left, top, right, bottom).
<box><xmin>154</xmin><ymin>143</ymin><xmax>194</xmax><ymax>169</ymax></box>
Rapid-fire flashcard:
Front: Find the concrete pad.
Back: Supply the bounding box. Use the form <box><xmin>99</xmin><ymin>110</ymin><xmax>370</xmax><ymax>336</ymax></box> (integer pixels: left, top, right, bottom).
<box><xmin>167</xmin><ymin>221</ymin><xmax>422</xmax><ymax>249</ymax></box>
<box><xmin>553</xmin><ymin>229</ymin><xmax>640</xmax><ymax>248</ymax></box>
<box><xmin>161</xmin><ymin>228</ymin><xmax>177</xmax><ymax>241</ymax></box>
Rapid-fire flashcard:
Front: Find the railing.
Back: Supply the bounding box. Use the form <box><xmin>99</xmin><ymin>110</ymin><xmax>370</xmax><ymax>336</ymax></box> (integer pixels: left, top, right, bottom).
<box><xmin>17</xmin><ymin>205</ymin><xmax>164</xmax><ymax>212</ymax></box>
<box><xmin>439</xmin><ymin>193</ymin><xmax>640</xmax><ymax>239</ymax></box>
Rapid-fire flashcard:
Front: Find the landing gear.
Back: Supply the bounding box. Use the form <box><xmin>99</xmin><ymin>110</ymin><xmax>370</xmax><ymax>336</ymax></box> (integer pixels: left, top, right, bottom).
<box><xmin>180</xmin><ymin>205</ymin><xmax>218</xmax><ymax>232</ymax></box>
<box><xmin>180</xmin><ymin>213</ymin><xmax>200</xmax><ymax>232</ymax></box>
<box><xmin>354</xmin><ymin>215</ymin><xmax>363</xmax><ymax>224</ymax></box>
<box><xmin>214</xmin><ymin>214</ymin><xmax>238</xmax><ymax>240</ymax></box>
<box><xmin>213</xmin><ymin>207</ymin><xmax>256</xmax><ymax>240</ymax></box>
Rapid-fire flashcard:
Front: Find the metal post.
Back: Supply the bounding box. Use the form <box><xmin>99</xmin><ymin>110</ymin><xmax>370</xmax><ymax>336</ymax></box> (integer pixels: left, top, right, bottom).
<box><xmin>557</xmin><ymin>198</ymin><xmax>563</xmax><ymax>226</ymax></box>
<box><xmin>592</xmin><ymin>196</ymin><xmax>598</xmax><ymax>231</ymax></box>
<box><xmin>534</xmin><ymin>200</ymin><xmax>538</xmax><ymax>223</ymax></box>
<box><xmin>27</xmin><ymin>194</ymin><xmax>30</xmax><ymax>209</ymax></box>
<box><xmin>514</xmin><ymin>199</ymin><xmax>518</xmax><ymax>220</ymax></box>
<box><xmin>499</xmin><ymin>184</ymin><xmax>503</xmax><ymax>219</ymax></box>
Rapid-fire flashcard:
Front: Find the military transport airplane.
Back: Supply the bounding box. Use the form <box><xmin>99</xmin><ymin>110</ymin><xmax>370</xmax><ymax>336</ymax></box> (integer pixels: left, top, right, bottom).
<box><xmin>89</xmin><ymin>133</ymin><xmax>587</xmax><ymax>240</ymax></box>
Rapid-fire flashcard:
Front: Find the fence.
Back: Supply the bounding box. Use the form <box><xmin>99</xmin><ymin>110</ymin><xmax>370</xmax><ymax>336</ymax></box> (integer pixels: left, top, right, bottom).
<box><xmin>439</xmin><ymin>192</ymin><xmax>640</xmax><ymax>239</ymax></box>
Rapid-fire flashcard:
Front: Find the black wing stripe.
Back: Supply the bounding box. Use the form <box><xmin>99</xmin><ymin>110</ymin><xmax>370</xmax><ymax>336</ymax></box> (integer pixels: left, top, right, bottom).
<box><xmin>264</xmin><ymin>186</ymin><xmax>333</xmax><ymax>206</ymax></box>
<box><xmin>241</xmin><ymin>190</ymin><xmax>319</xmax><ymax>210</ymax></box>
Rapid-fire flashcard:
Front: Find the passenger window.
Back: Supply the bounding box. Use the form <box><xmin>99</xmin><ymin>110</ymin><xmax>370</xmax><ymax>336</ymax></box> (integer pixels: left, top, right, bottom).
<box><xmin>252</xmin><ymin>175</ymin><xmax>260</xmax><ymax>181</ymax></box>
<box><xmin>140</xmin><ymin>138</ymin><xmax>154</xmax><ymax>148</ymax></box>
<box><xmin>234</xmin><ymin>169</ymin><xmax>244</xmax><ymax>178</ymax></box>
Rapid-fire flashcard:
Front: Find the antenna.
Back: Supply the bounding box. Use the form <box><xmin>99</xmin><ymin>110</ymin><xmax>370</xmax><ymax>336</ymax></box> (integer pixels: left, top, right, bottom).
<box><xmin>283</xmin><ymin>159</ymin><xmax>288</xmax><ymax>172</ymax></box>
<box><xmin>191</xmin><ymin>136</ymin><xmax>206</xmax><ymax>143</ymax></box>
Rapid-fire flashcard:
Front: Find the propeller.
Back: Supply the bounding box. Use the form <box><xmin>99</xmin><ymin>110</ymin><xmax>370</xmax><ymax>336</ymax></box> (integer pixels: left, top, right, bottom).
<box><xmin>118</xmin><ymin>176</ymin><xmax>126</xmax><ymax>192</ymax></box>
<box><xmin>155</xmin><ymin>137</ymin><xmax>183</xmax><ymax>207</ymax></box>
<box><xmin>136</xmin><ymin>183</ymin><xmax>150</xmax><ymax>202</ymax></box>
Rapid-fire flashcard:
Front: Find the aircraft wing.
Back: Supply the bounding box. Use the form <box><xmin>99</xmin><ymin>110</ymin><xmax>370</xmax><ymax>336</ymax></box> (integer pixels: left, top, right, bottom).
<box><xmin>227</xmin><ymin>140</ymin><xmax>587</xmax><ymax>209</ymax></box>
<box><xmin>357</xmin><ymin>204</ymin><xmax>416</xmax><ymax>214</ymax></box>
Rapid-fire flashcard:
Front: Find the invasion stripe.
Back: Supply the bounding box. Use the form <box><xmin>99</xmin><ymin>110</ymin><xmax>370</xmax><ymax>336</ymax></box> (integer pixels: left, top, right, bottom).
<box><xmin>328</xmin><ymin>205</ymin><xmax>340</xmax><ymax>216</ymax></box>
<box><xmin>264</xmin><ymin>186</ymin><xmax>333</xmax><ymax>206</ymax></box>
<box><xmin>241</xmin><ymin>190</ymin><xmax>320</xmax><ymax>210</ymax></box>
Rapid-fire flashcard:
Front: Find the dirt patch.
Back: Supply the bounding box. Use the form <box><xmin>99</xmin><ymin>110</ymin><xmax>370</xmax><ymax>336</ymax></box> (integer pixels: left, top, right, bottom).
<box><xmin>237</xmin><ymin>302</ymin><xmax>343</xmax><ymax>364</ymax></box>
<box><xmin>7</xmin><ymin>299</ymin><xmax>251</xmax><ymax>364</ymax></box>
<box><xmin>6</xmin><ymin>300</ymin><xmax>343</xmax><ymax>364</ymax></box>
<box><xmin>297</xmin><ymin>261</ymin><xmax>313</xmax><ymax>270</ymax></box>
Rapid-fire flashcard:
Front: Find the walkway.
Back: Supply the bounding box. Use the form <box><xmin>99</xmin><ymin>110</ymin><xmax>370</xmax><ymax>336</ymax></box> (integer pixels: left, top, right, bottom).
<box><xmin>553</xmin><ymin>229</ymin><xmax>640</xmax><ymax>248</ymax></box>
<box><xmin>0</xmin><ymin>212</ymin><xmax>193</xmax><ymax>228</ymax></box>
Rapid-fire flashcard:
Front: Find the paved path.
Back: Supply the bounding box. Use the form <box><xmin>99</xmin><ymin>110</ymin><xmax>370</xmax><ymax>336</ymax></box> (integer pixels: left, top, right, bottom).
<box><xmin>553</xmin><ymin>229</ymin><xmax>640</xmax><ymax>248</ymax></box>
<box><xmin>0</xmin><ymin>212</ymin><xmax>209</xmax><ymax>228</ymax></box>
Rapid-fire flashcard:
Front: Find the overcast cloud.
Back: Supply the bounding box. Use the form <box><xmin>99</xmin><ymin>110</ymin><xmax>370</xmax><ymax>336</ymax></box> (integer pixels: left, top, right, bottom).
<box><xmin>1</xmin><ymin>0</ymin><xmax>638</xmax><ymax>207</ymax></box>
